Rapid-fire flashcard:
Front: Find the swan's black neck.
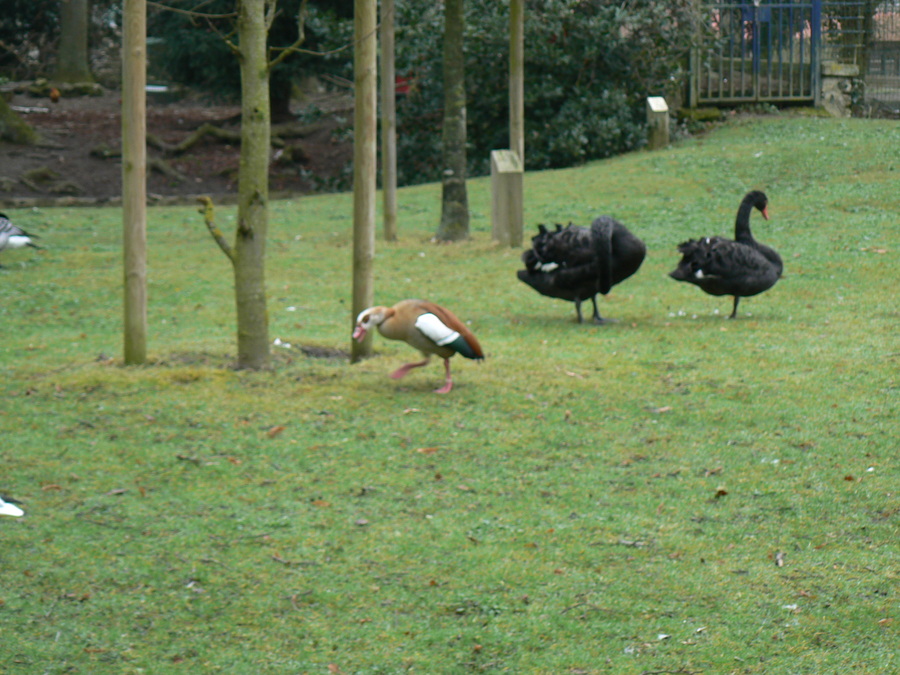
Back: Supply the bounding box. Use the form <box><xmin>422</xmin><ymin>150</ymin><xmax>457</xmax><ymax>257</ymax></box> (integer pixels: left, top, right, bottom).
<box><xmin>734</xmin><ymin>194</ymin><xmax>760</xmax><ymax>243</ymax></box>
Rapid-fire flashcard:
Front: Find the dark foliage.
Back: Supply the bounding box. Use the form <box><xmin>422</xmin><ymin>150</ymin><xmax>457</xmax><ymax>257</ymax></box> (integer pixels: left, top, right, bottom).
<box><xmin>0</xmin><ymin>0</ymin><xmax>121</xmax><ymax>81</ymax></box>
<box><xmin>393</xmin><ymin>0</ymin><xmax>696</xmax><ymax>185</ymax></box>
<box><xmin>147</xmin><ymin>0</ymin><xmax>353</xmax><ymax>115</ymax></box>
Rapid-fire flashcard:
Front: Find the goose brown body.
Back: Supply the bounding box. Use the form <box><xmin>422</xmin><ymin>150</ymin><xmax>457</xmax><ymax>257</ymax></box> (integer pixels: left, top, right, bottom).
<box><xmin>353</xmin><ymin>299</ymin><xmax>483</xmax><ymax>393</ymax></box>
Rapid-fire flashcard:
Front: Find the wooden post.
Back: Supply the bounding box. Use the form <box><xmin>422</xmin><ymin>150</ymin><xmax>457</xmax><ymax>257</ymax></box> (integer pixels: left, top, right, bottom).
<box><xmin>646</xmin><ymin>96</ymin><xmax>669</xmax><ymax>150</ymax></box>
<box><xmin>351</xmin><ymin>0</ymin><xmax>378</xmax><ymax>363</ymax></box>
<box><xmin>122</xmin><ymin>0</ymin><xmax>146</xmax><ymax>365</ymax></box>
<box><xmin>509</xmin><ymin>0</ymin><xmax>524</xmax><ymax>165</ymax></box>
<box><xmin>379</xmin><ymin>0</ymin><xmax>397</xmax><ymax>242</ymax></box>
<box><xmin>491</xmin><ymin>149</ymin><xmax>523</xmax><ymax>247</ymax></box>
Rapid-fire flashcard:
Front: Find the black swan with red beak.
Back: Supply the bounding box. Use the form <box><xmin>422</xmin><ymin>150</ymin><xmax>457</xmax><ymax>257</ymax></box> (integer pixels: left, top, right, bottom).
<box><xmin>669</xmin><ymin>190</ymin><xmax>782</xmax><ymax>318</ymax></box>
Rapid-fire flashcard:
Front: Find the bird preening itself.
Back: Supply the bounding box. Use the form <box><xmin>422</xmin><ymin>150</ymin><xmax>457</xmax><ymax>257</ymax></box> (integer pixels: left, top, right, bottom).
<box><xmin>0</xmin><ymin>213</ymin><xmax>42</xmax><ymax>267</ymax></box>
<box><xmin>0</xmin><ymin>496</ymin><xmax>24</xmax><ymax>518</ymax></box>
<box><xmin>353</xmin><ymin>299</ymin><xmax>484</xmax><ymax>394</ymax></box>
<box><xmin>517</xmin><ymin>216</ymin><xmax>646</xmax><ymax>323</ymax></box>
<box><xmin>669</xmin><ymin>190</ymin><xmax>782</xmax><ymax>319</ymax></box>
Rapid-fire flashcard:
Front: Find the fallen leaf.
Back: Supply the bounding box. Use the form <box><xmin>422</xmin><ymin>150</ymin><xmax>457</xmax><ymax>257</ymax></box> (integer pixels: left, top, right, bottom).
<box><xmin>714</xmin><ymin>488</ymin><xmax>728</xmax><ymax>499</ymax></box>
<box><xmin>266</xmin><ymin>425</ymin><xmax>286</xmax><ymax>438</ymax></box>
<box><xmin>354</xmin><ymin>519</ymin><xmax>369</xmax><ymax>527</ymax></box>
<box><xmin>226</xmin><ymin>456</ymin><xmax>242</xmax><ymax>465</ymax></box>
<box><xmin>416</xmin><ymin>447</ymin><xmax>439</xmax><ymax>455</ymax></box>
<box><xmin>844</xmin><ymin>475</ymin><xmax>855</xmax><ymax>481</ymax></box>
<box><xmin>41</xmin><ymin>484</ymin><xmax>63</xmax><ymax>491</ymax></box>
<box><xmin>311</xmin><ymin>499</ymin><xmax>330</xmax><ymax>507</ymax></box>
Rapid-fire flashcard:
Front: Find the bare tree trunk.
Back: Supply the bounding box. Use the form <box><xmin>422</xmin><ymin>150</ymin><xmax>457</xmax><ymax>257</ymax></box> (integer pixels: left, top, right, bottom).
<box><xmin>56</xmin><ymin>0</ymin><xmax>94</xmax><ymax>82</ymax></box>
<box><xmin>380</xmin><ymin>0</ymin><xmax>397</xmax><ymax>242</ymax></box>
<box><xmin>509</xmin><ymin>0</ymin><xmax>524</xmax><ymax>165</ymax></box>
<box><xmin>234</xmin><ymin>0</ymin><xmax>272</xmax><ymax>370</ymax></box>
<box><xmin>351</xmin><ymin>0</ymin><xmax>378</xmax><ymax>363</ymax></box>
<box><xmin>435</xmin><ymin>0</ymin><xmax>469</xmax><ymax>242</ymax></box>
<box><xmin>0</xmin><ymin>97</ymin><xmax>38</xmax><ymax>144</ymax></box>
<box><xmin>122</xmin><ymin>0</ymin><xmax>147</xmax><ymax>365</ymax></box>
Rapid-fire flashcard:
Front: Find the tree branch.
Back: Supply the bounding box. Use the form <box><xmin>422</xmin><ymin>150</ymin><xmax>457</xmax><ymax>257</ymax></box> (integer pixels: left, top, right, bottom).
<box><xmin>267</xmin><ymin>0</ymin><xmax>389</xmax><ymax>67</ymax></box>
<box><xmin>146</xmin><ymin>0</ymin><xmax>236</xmax><ymax>20</ymax></box>
<box><xmin>267</xmin><ymin>0</ymin><xmax>309</xmax><ymax>70</ymax></box>
<box><xmin>197</xmin><ymin>196</ymin><xmax>235</xmax><ymax>263</ymax></box>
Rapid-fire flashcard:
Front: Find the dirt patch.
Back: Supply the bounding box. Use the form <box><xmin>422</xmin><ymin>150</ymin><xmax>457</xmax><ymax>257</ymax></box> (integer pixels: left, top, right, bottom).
<box><xmin>1</xmin><ymin>86</ymin><xmax>353</xmax><ymax>207</ymax></box>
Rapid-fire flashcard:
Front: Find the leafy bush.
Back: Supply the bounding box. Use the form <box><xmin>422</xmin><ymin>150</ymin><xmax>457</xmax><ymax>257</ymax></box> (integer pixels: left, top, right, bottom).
<box><xmin>394</xmin><ymin>0</ymin><xmax>696</xmax><ymax>184</ymax></box>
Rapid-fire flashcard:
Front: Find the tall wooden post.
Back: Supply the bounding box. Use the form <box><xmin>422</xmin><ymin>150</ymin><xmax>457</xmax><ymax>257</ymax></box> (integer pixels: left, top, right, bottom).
<box><xmin>509</xmin><ymin>0</ymin><xmax>524</xmax><ymax>165</ymax></box>
<box><xmin>122</xmin><ymin>0</ymin><xmax>147</xmax><ymax>365</ymax></box>
<box><xmin>351</xmin><ymin>0</ymin><xmax>378</xmax><ymax>362</ymax></box>
<box><xmin>380</xmin><ymin>0</ymin><xmax>397</xmax><ymax>242</ymax></box>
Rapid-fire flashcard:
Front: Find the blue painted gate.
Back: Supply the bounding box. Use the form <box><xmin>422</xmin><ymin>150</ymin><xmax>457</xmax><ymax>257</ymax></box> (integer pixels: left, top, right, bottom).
<box><xmin>690</xmin><ymin>0</ymin><xmax>822</xmax><ymax>105</ymax></box>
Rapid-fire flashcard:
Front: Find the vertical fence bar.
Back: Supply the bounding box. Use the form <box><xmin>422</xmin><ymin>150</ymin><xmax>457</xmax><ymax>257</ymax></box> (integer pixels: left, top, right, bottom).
<box><xmin>811</xmin><ymin>0</ymin><xmax>822</xmax><ymax>105</ymax></box>
<box><xmin>777</xmin><ymin>5</ymin><xmax>784</xmax><ymax>98</ymax></box>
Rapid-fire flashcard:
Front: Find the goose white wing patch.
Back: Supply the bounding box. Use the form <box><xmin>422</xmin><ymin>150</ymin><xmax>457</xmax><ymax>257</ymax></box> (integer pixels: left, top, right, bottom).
<box><xmin>0</xmin><ymin>499</ymin><xmax>24</xmax><ymax>517</ymax></box>
<box><xmin>415</xmin><ymin>313</ymin><xmax>461</xmax><ymax>346</ymax></box>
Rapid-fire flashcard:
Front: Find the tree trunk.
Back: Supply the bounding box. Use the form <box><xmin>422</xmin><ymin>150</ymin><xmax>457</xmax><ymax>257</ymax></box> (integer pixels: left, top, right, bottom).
<box><xmin>380</xmin><ymin>0</ymin><xmax>398</xmax><ymax>242</ymax></box>
<box><xmin>122</xmin><ymin>0</ymin><xmax>147</xmax><ymax>365</ymax></box>
<box><xmin>0</xmin><ymin>97</ymin><xmax>38</xmax><ymax>145</ymax></box>
<box><xmin>270</xmin><ymin>72</ymin><xmax>293</xmax><ymax>122</ymax></box>
<box><xmin>351</xmin><ymin>0</ymin><xmax>378</xmax><ymax>363</ymax></box>
<box><xmin>55</xmin><ymin>0</ymin><xmax>94</xmax><ymax>83</ymax></box>
<box><xmin>234</xmin><ymin>0</ymin><xmax>272</xmax><ymax>370</ymax></box>
<box><xmin>509</xmin><ymin>0</ymin><xmax>524</xmax><ymax>165</ymax></box>
<box><xmin>435</xmin><ymin>0</ymin><xmax>469</xmax><ymax>242</ymax></box>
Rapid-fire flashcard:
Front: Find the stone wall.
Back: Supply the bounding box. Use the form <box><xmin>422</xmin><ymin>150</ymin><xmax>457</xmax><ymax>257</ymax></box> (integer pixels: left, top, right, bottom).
<box><xmin>821</xmin><ymin>62</ymin><xmax>860</xmax><ymax>118</ymax></box>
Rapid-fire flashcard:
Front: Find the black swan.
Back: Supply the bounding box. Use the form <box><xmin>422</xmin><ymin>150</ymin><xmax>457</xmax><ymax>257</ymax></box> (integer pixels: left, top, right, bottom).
<box><xmin>669</xmin><ymin>190</ymin><xmax>782</xmax><ymax>318</ymax></box>
<box><xmin>517</xmin><ymin>216</ymin><xmax>646</xmax><ymax>323</ymax></box>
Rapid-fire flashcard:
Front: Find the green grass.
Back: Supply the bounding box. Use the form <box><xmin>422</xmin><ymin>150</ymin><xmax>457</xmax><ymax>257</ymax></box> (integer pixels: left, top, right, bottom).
<box><xmin>1</xmin><ymin>114</ymin><xmax>898</xmax><ymax>674</ymax></box>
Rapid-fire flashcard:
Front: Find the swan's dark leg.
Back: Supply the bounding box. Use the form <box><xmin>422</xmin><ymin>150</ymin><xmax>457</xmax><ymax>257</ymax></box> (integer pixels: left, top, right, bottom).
<box><xmin>590</xmin><ymin>295</ymin><xmax>617</xmax><ymax>325</ymax></box>
<box><xmin>728</xmin><ymin>296</ymin><xmax>740</xmax><ymax>319</ymax></box>
<box><xmin>574</xmin><ymin>299</ymin><xmax>585</xmax><ymax>324</ymax></box>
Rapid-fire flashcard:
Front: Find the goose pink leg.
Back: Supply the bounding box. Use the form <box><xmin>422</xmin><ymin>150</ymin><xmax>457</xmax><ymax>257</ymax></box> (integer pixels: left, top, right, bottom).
<box><xmin>434</xmin><ymin>359</ymin><xmax>453</xmax><ymax>394</ymax></box>
<box><xmin>390</xmin><ymin>358</ymin><xmax>430</xmax><ymax>380</ymax></box>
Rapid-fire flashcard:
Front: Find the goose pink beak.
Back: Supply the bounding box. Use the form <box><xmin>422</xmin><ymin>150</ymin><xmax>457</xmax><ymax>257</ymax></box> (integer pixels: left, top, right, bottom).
<box><xmin>352</xmin><ymin>325</ymin><xmax>367</xmax><ymax>341</ymax></box>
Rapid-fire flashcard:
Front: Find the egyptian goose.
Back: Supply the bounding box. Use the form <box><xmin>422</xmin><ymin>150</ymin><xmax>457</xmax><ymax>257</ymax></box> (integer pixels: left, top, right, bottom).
<box><xmin>517</xmin><ymin>216</ymin><xmax>646</xmax><ymax>323</ymax></box>
<box><xmin>669</xmin><ymin>191</ymin><xmax>782</xmax><ymax>318</ymax></box>
<box><xmin>0</xmin><ymin>496</ymin><xmax>24</xmax><ymax>517</ymax></box>
<box><xmin>353</xmin><ymin>299</ymin><xmax>484</xmax><ymax>394</ymax></box>
<box><xmin>0</xmin><ymin>213</ymin><xmax>42</xmax><ymax>266</ymax></box>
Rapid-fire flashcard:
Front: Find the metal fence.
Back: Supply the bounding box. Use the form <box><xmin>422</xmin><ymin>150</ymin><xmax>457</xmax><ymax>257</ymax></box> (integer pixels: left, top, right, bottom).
<box><xmin>690</xmin><ymin>1</ymin><xmax>900</xmax><ymax>110</ymax></box>
<box><xmin>690</xmin><ymin>1</ymin><xmax>823</xmax><ymax>105</ymax></box>
<box><xmin>866</xmin><ymin>0</ymin><xmax>900</xmax><ymax>104</ymax></box>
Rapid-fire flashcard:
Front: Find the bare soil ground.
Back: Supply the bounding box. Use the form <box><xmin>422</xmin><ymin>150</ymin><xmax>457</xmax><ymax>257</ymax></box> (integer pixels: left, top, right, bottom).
<box><xmin>1</xmin><ymin>87</ymin><xmax>353</xmax><ymax>207</ymax></box>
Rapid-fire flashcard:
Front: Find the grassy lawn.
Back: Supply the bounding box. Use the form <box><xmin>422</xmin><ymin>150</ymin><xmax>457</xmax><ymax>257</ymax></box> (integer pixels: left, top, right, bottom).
<box><xmin>1</xmin><ymin>114</ymin><xmax>897</xmax><ymax>674</ymax></box>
